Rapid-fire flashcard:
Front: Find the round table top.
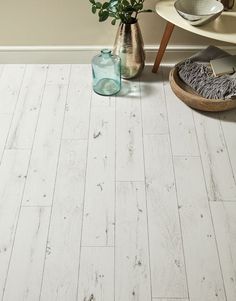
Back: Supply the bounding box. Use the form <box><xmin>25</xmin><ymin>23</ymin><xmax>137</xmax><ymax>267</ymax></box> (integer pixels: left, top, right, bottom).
<box><xmin>156</xmin><ymin>0</ymin><xmax>236</xmax><ymax>44</ymax></box>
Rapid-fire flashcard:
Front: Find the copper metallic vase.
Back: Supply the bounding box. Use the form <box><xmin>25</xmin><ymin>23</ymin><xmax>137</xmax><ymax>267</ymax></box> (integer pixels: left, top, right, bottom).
<box><xmin>113</xmin><ymin>20</ymin><xmax>145</xmax><ymax>79</ymax></box>
<box><xmin>221</xmin><ymin>0</ymin><xmax>234</xmax><ymax>10</ymax></box>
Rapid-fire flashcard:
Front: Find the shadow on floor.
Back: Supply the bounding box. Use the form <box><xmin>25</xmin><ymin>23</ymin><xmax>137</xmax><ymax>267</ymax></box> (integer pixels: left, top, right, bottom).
<box><xmin>117</xmin><ymin>65</ymin><xmax>166</xmax><ymax>98</ymax></box>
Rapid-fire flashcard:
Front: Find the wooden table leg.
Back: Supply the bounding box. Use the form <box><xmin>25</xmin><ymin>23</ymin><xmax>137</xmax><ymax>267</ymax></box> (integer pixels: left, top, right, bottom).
<box><xmin>152</xmin><ymin>21</ymin><xmax>175</xmax><ymax>73</ymax></box>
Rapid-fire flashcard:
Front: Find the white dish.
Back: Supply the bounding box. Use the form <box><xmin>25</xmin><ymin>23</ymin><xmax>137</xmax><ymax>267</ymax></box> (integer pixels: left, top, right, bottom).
<box><xmin>174</xmin><ymin>0</ymin><xmax>224</xmax><ymax>26</ymax></box>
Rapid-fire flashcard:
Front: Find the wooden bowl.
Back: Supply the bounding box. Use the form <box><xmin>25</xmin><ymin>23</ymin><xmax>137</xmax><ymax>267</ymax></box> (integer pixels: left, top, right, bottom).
<box><xmin>169</xmin><ymin>68</ymin><xmax>236</xmax><ymax>112</ymax></box>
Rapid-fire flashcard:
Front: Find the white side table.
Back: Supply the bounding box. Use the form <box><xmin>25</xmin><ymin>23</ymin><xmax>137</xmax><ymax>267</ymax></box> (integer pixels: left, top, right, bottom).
<box><xmin>152</xmin><ymin>0</ymin><xmax>236</xmax><ymax>72</ymax></box>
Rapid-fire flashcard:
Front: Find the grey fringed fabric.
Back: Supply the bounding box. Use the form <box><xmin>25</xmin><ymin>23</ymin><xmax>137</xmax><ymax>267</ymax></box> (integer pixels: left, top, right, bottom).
<box><xmin>177</xmin><ymin>46</ymin><xmax>236</xmax><ymax>100</ymax></box>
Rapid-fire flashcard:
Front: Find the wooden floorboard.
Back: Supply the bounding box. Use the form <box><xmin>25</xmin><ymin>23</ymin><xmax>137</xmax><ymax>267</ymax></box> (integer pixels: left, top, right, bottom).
<box><xmin>40</xmin><ymin>139</ymin><xmax>87</xmax><ymax>301</ymax></box>
<box><xmin>3</xmin><ymin>207</ymin><xmax>50</xmax><ymax>301</ymax></box>
<box><xmin>174</xmin><ymin>156</ymin><xmax>226</xmax><ymax>301</ymax></box>
<box><xmin>22</xmin><ymin>65</ymin><xmax>71</xmax><ymax>206</ymax></box>
<box><xmin>163</xmin><ymin>68</ymin><xmax>199</xmax><ymax>156</ymax></box>
<box><xmin>115</xmin><ymin>181</ymin><xmax>151</xmax><ymax>301</ymax></box>
<box><xmin>0</xmin><ymin>65</ymin><xmax>235</xmax><ymax>301</ymax></box>
<box><xmin>144</xmin><ymin>134</ymin><xmax>188</xmax><ymax>298</ymax></box>
<box><xmin>210</xmin><ymin>201</ymin><xmax>236</xmax><ymax>301</ymax></box>
<box><xmin>82</xmin><ymin>102</ymin><xmax>116</xmax><ymax>247</ymax></box>
<box><xmin>0</xmin><ymin>150</ymin><xmax>30</xmax><ymax>299</ymax></box>
<box><xmin>194</xmin><ymin>110</ymin><xmax>236</xmax><ymax>201</ymax></box>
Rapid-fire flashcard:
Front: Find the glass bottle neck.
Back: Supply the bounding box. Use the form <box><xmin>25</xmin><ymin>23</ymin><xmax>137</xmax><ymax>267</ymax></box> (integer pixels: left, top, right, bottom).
<box><xmin>101</xmin><ymin>49</ymin><xmax>111</xmax><ymax>58</ymax></box>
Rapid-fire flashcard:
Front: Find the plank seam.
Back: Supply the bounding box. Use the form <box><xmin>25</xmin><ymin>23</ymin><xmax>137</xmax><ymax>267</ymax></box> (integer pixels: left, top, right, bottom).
<box><xmin>161</xmin><ymin>66</ymin><xmax>190</xmax><ymax>299</ymax></box>
<box><xmin>139</xmin><ymin>75</ymin><xmax>154</xmax><ymax>300</ymax></box>
<box><xmin>1</xmin><ymin>64</ymin><xmax>48</xmax><ymax>299</ymax></box>
<box><xmin>192</xmin><ymin>109</ymin><xmax>228</xmax><ymax>300</ymax></box>
<box><xmin>75</xmin><ymin>71</ymin><xmax>93</xmax><ymax>301</ymax></box>
<box><xmin>38</xmin><ymin>65</ymin><xmax>73</xmax><ymax>299</ymax></box>
<box><xmin>219</xmin><ymin>113</ymin><xmax>236</xmax><ymax>187</ymax></box>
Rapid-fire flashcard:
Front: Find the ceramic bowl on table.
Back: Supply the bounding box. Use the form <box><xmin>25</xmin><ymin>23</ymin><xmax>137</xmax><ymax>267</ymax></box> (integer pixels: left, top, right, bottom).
<box><xmin>174</xmin><ymin>0</ymin><xmax>224</xmax><ymax>26</ymax></box>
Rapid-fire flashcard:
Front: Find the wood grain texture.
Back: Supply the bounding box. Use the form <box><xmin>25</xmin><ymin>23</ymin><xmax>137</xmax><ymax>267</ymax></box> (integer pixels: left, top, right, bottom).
<box><xmin>6</xmin><ymin>65</ymin><xmax>48</xmax><ymax>149</ymax></box>
<box><xmin>115</xmin><ymin>181</ymin><xmax>151</xmax><ymax>301</ymax></box>
<box><xmin>0</xmin><ymin>65</ymin><xmax>5</xmax><ymax>77</ymax></box>
<box><xmin>140</xmin><ymin>67</ymin><xmax>168</xmax><ymax>135</ymax></box>
<box><xmin>153</xmin><ymin>299</ymin><xmax>189</xmax><ymax>301</ymax></box>
<box><xmin>211</xmin><ymin>202</ymin><xmax>236</xmax><ymax>301</ymax></box>
<box><xmin>163</xmin><ymin>68</ymin><xmax>199</xmax><ymax>156</ymax></box>
<box><xmin>144</xmin><ymin>135</ymin><xmax>188</xmax><ymax>298</ymax></box>
<box><xmin>0</xmin><ymin>64</ymin><xmax>236</xmax><ymax>300</ymax></box>
<box><xmin>152</xmin><ymin>22</ymin><xmax>175</xmax><ymax>73</ymax></box>
<box><xmin>220</xmin><ymin>109</ymin><xmax>236</xmax><ymax>183</ymax></box>
<box><xmin>116</xmin><ymin>80</ymin><xmax>145</xmax><ymax>181</ymax></box>
<box><xmin>92</xmin><ymin>91</ymin><xmax>115</xmax><ymax>107</ymax></box>
<box><xmin>0</xmin><ymin>150</ymin><xmax>30</xmax><ymax>299</ymax></box>
<box><xmin>40</xmin><ymin>139</ymin><xmax>87</xmax><ymax>301</ymax></box>
<box><xmin>46</xmin><ymin>64</ymin><xmax>70</xmax><ymax>85</ymax></box>
<box><xmin>77</xmin><ymin>247</ymin><xmax>114</xmax><ymax>301</ymax></box>
<box><xmin>0</xmin><ymin>115</ymin><xmax>12</xmax><ymax>162</ymax></box>
<box><xmin>194</xmin><ymin>110</ymin><xmax>236</xmax><ymax>201</ymax></box>
<box><xmin>82</xmin><ymin>105</ymin><xmax>115</xmax><ymax>246</ymax></box>
<box><xmin>174</xmin><ymin>156</ymin><xmax>226</xmax><ymax>301</ymax></box>
<box><xmin>63</xmin><ymin>65</ymin><xmax>91</xmax><ymax>140</ymax></box>
<box><xmin>0</xmin><ymin>65</ymin><xmax>25</xmax><ymax>115</ymax></box>
<box><xmin>3</xmin><ymin>207</ymin><xmax>50</xmax><ymax>301</ymax></box>
<box><xmin>22</xmin><ymin>65</ymin><xmax>71</xmax><ymax>206</ymax></box>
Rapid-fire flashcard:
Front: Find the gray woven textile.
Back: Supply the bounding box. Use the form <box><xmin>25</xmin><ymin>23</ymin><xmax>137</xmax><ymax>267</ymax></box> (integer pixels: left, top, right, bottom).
<box><xmin>177</xmin><ymin>46</ymin><xmax>236</xmax><ymax>100</ymax></box>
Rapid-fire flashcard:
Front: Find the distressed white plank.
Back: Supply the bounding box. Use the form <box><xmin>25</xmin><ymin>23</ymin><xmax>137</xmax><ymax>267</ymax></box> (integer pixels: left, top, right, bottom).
<box><xmin>77</xmin><ymin>247</ymin><xmax>114</xmax><ymax>301</ymax></box>
<box><xmin>46</xmin><ymin>64</ymin><xmax>70</xmax><ymax>85</ymax></box>
<box><xmin>6</xmin><ymin>65</ymin><xmax>48</xmax><ymax>149</ymax></box>
<box><xmin>0</xmin><ymin>65</ymin><xmax>5</xmax><ymax>77</ymax></box>
<box><xmin>116</xmin><ymin>181</ymin><xmax>151</xmax><ymax>301</ymax></box>
<box><xmin>3</xmin><ymin>207</ymin><xmax>50</xmax><ymax>301</ymax></box>
<box><xmin>0</xmin><ymin>65</ymin><xmax>26</xmax><ymax>159</ymax></box>
<box><xmin>82</xmin><ymin>104</ymin><xmax>115</xmax><ymax>246</ymax></box>
<box><xmin>163</xmin><ymin>68</ymin><xmax>199</xmax><ymax>156</ymax></box>
<box><xmin>0</xmin><ymin>150</ymin><xmax>30</xmax><ymax>299</ymax></box>
<box><xmin>144</xmin><ymin>135</ymin><xmax>188</xmax><ymax>298</ymax></box>
<box><xmin>22</xmin><ymin>65</ymin><xmax>70</xmax><ymax>206</ymax></box>
<box><xmin>92</xmin><ymin>91</ymin><xmax>116</xmax><ymax>107</ymax></box>
<box><xmin>63</xmin><ymin>65</ymin><xmax>91</xmax><ymax>139</ymax></box>
<box><xmin>174</xmin><ymin>156</ymin><xmax>226</xmax><ymax>301</ymax></box>
<box><xmin>0</xmin><ymin>65</ymin><xmax>25</xmax><ymax>114</ymax></box>
<box><xmin>40</xmin><ymin>139</ymin><xmax>87</xmax><ymax>301</ymax></box>
<box><xmin>220</xmin><ymin>110</ymin><xmax>236</xmax><ymax>182</ymax></box>
<box><xmin>140</xmin><ymin>67</ymin><xmax>168</xmax><ymax>134</ymax></box>
<box><xmin>116</xmin><ymin>81</ymin><xmax>144</xmax><ymax>181</ymax></box>
<box><xmin>194</xmin><ymin>110</ymin><xmax>236</xmax><ymax>201</ymax></box>
<box><xmin>153</xmin><ymin>299</ymin><xmax>189</xmax><ymax>301</ymax></box>
<box><xmin>0</xmin><ymin>115</ymin><xmax>12</xmax><ymax>161</ymax></box>
<box><xmin>211</xmin><ymin>202</ymin><xmax>236</xmax><ymax>301</ymax></box>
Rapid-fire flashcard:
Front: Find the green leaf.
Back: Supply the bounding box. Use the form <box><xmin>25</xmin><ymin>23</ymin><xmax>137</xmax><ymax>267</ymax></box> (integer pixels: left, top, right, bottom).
<box><xmin>123</xmin><ymin>4</ymin><xmax>133</xmax><ymax>12</ymax></box>
<box><xmin>111</xmin><ymin>18</ymin><xmax>116</xmax><ymax>25</ymax></box>
<box><xmin>99</xmin><ymin>10</ymin><xmax>109</xmax><ymax>22</ymax></box>
<box><xmin>102</xmin><ymin>2</ymin><xmax>110</xmax><ymax>9</ymax></box>
<box><xmin>122</xmin><ymin>0</ymin><xmax>130</xmax><ymax>6</ymax></box>
<box><xmin>134</xmin><ymin>3</ymin><xmax>143</xmax><ymax>11</ymax></box>
<box><xmin>130</xmin><ymin>0</ymin><xmax>136</xmax><ymax>5</ymax></box>
<box><xmin>89</xmin><ymin>0</ymin><xmax>96</xmax><ymax>4</ymax></box>
<box><xmin>92</xmin><ymin>5</ymin><xmax>97</xmax><ymax>13</ymax></box>
<box><xmin>96</xmin><ymin>2</ymin><xmax>102</xmax><ymax>8</ymax></box>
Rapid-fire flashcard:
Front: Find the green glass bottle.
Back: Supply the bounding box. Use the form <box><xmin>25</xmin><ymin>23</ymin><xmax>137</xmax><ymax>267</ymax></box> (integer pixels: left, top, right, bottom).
<box><xmin>92</xmin><ymin>49</ymin><xmax>121</xmax><ymax>96</ymax></box>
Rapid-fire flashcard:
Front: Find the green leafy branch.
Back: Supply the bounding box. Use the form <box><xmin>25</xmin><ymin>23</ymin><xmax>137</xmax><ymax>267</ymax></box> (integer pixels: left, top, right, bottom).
<box><xmin>89</xmin><ymin>0</ymin><xmax>153</xmax><ymax>25</ymax></box>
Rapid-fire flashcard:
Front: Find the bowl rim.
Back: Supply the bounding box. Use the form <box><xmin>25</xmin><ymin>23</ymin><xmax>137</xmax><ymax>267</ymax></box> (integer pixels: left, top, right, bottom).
<box><xmin>174</xmin><ymin>0</ymin><xmax>224</xmax><ymax>17</ymax></box>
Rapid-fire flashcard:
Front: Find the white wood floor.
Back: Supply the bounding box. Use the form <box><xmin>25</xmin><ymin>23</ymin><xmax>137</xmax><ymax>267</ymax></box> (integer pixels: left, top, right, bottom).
<box><xmin>0</xmin><ymin>64</ymin><xmax>235</xmax><ymax>301</ymax></box>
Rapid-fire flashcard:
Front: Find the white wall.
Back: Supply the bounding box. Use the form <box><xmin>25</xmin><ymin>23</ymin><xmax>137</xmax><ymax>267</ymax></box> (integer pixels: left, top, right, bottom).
<box><xmin>0</xmin><ymin>0</ymin><xmax>232</xmax><ymax>47</ymax></box>
<box><xmin>0</xmin><ymin>0</ymin><xmax>234</xmax><ymax>63</ymax></box>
